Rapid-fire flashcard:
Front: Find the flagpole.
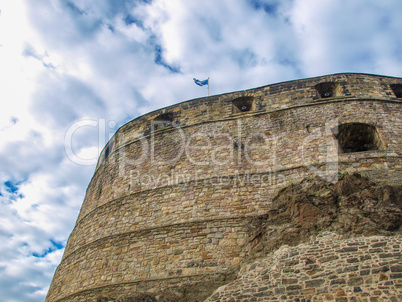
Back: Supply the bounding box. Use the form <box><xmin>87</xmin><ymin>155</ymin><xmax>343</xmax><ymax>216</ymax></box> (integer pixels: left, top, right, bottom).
<box><xmin>208</xmin><ymin>77</ymin><xmax>210</xmax><ymax>96</ymax></box>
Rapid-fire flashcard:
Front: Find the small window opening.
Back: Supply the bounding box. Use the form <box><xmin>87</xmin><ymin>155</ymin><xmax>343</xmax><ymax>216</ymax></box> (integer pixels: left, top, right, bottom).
<box><xmin>390</xmin><ymin>84</ymin><xmax>402</xmax><ymax>98</ymax></box>
<box><xmin>315</xmin><ymin>82</ymin><xmax>341</xmax><ymax>98</ymax></box>
<box><xmin>335</xmin><ymin>123</ymin><xmax>383</xmax><ymax>153</ymax></box>
<box><xmin>103</xmin><ymin>139</ymin><xmax>114</xmax><ymax>161</ymax></box>
<box><xmin>232</xmin><ymin>97</ymin><xmax>255</xmax><ymax>113</ymax></box>
<box><xmin>153</xmin><ymin>113</ymin><xmax>173</xmax><ymax>130</ymax></box>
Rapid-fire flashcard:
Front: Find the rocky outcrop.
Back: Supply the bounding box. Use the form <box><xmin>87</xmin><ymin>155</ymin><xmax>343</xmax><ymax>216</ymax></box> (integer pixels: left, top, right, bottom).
<box><xmin>206</xmin><ymin>174</ymin><xmax>402</xmax><ymax>301</ymax></box>
<box><xmin>247</xmin><ymin>173</ymin><xmax>402</xmax><ymax>257</ymax></box>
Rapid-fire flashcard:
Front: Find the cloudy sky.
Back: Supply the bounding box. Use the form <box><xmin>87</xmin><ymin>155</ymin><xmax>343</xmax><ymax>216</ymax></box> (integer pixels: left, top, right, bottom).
<box><xmin>0</xmin><ymin>0</ymin><xmax>401</xmax><ymax>301</ymax></box>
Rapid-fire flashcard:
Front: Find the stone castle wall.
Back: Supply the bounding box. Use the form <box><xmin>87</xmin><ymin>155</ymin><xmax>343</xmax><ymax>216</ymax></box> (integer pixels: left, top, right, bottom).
<box><xmin>46</xmin><ymin>73</ymin><xmax>402</xmax><ymax>301</ymax></box>
<box><xmin>206</xmin><ymin>233</ymin><xmax>402</xmax><ymax>302</ymax></box>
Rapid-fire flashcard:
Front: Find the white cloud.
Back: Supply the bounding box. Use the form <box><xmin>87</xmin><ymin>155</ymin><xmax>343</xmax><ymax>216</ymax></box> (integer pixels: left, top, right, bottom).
<box><xmin>0</xmin><ymin>0</ymin><xmax>401</xmax><ymax>301</ymax></box>
<box><xmin>290</xmin><ymin>0</ymin><xmax>402</xmax><ymax>76</ymax></box>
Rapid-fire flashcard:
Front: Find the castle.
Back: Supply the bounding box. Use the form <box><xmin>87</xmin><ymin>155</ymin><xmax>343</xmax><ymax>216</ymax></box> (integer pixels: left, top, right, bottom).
<box><xmin>46</xmin><ymin>73</ymin><xmax>402</xmax><ymax>301</ymax></box>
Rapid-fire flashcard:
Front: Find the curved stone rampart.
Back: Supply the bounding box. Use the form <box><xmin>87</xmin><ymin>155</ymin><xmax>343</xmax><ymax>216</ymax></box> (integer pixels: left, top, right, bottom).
<box><xmin>46</xmin><ymin>73</ymin><xmax>402</xmax><ymax>302</ymax></box>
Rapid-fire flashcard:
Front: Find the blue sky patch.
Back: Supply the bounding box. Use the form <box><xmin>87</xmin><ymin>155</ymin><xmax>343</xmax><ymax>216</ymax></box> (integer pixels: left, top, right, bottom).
<box><xmin>32</xmin><ymin>249</ymin><xmax>51</xmax><ymax>258</ymax></box>
<box><xmin>248</xmin><ymin>0</ymin><xmax>279</xmax><ymax>16</ymax></box>
<box><xmin>2</xmin><ymin>180</ymin><xmax>25</xmax><ymax>202</ymax></box>
<box><xmin>124</xmin><ymin>15</ymin><xmax>144</xmax><ymax>29</ymax></box>
<box><xmin>4</xmin><ymin>181</ymin><xmax>19</xmax><ymax>194</ymax></box>
<box><xmin>50</xmin><ymin>240</ymin><xmax>64</xmax><ymax>250</ymax></box>
<box><xmin>32</xmin><ymin>240</ymin><xmax>64</xmax><ymax>258</ymax></box>
<box><xmin>154</xmin><ymin>44</ymin><xmax>181</xmax><ymax>73</ymax></box>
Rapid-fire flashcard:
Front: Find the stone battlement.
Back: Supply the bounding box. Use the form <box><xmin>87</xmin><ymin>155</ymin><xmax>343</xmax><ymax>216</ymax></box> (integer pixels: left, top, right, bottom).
<box><xmin>46</xmin><ymin>73</ymin><xmax>402</xmax><ymax>302</ymax></box>
<box><xmin>96</xmin><ymin>73</ymin><xmax>401</xmax><ymax>169</ymax></box>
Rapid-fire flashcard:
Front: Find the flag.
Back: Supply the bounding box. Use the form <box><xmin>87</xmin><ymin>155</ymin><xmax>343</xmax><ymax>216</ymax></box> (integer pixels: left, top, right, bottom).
<box><xmin>193</xmin><ymin>78</ymin><xmax>209</xmax><ymax>86</ymax></box>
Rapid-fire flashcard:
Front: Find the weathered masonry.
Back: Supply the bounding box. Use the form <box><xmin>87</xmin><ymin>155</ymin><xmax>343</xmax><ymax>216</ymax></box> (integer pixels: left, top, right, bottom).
<box><xmin>46</xmin><ymin>73</ymin><xmax>402</xmax><ymax>301</ymax></box>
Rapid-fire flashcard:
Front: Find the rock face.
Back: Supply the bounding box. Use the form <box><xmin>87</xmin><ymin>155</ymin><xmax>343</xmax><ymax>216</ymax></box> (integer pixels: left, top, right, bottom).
<box><xmin>206</xmin><ymin>173</ymin><xmax>402</xmax><ymax>301</ymax></box>
<box><xmin>247</xmin><ymin>173</ymin><xmax>402</xmax><ymax>257</ymax></box>
<box><xmin>46</xmin><ymin>74</ymin><xmax>402</xmax><ymax>302</ymax></box>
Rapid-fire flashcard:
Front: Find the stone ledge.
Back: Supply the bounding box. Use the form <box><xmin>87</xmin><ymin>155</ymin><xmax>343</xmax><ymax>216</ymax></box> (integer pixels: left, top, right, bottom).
<box><xmin>61</xmin><ymin>216</ymin><xmax>251</xmax><ymax>265</ymax></box>
<box><xmin>55</xmin><ymin>272</ymin><xmax>227</xmax><ymax>302</ymax></box>
<box><xmin>78</xmin><ymin>154</ymin><xmax>401</xmax><ymax>225</ymax></box>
